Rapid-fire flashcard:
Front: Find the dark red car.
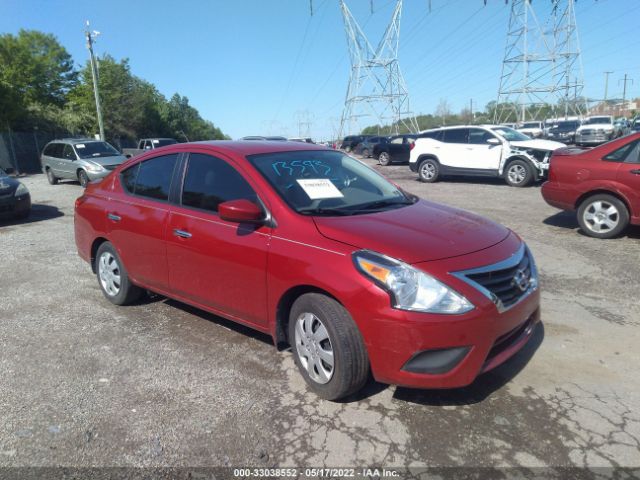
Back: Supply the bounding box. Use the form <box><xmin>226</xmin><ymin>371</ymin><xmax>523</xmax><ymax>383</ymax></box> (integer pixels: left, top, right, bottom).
<box><xmin>74</xmin><ymin>141</ymin><xmax>540</xmax><ymax>400</ymax></box>
<box><xmin>542</xmin><ymin>133</ymin><xmax>640</xmax><ymax>239</ymax></box>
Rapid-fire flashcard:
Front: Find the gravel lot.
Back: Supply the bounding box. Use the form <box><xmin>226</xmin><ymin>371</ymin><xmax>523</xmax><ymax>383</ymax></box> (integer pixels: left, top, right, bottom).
<box><xmin>1</xmin><ymin>161</ymin><xmax>639</xmax><ymax>471</ymax></box>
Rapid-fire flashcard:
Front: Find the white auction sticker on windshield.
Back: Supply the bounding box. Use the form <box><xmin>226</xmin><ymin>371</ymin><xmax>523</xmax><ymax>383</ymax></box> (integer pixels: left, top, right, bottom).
<box><xmin>75</xmin><ymin>144</ymin><xmax>86</xmax><ymax>149</ymax></box>
<box><xmin>296</xmin><ymin>179</ymin><xmax>343</xmax><ymax>200</ymax></box>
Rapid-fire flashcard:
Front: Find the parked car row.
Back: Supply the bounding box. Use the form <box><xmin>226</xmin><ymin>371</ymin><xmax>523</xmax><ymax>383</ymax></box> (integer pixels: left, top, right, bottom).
<box><xmin>513</xmin><ymin>115</ymin><xmax>632</xmax><ymax>145</ymax></box>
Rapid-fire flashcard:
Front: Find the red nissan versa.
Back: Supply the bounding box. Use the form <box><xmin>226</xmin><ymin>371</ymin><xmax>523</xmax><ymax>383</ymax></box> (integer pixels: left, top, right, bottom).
<box><xmin>74</xmin><ymin>141</ymin><xmax>540</xmax><ymax>400</ymax></box>
<box><xmin>542</xmin><ymin>133</ymin><xmax>640</xmax><ymax>239</ymax></box>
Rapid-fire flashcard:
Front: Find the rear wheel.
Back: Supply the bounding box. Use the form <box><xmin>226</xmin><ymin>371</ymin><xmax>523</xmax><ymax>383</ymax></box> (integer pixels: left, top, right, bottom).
<box><xmin>505</xmin><ymin>159</ymin><xmax>534</xmax><ymax>187</ymax></box>
<box><xmin>379</xmin><ymin>152</ymin><xmax>391</xmax><ymax>166</ymax></box>
<box><xmin>418</xmin><ymin>158</ymin><xmax>439</xmax><ymax>183</ymax></box>
<box><xmin>78</xmin><ymin>170</ymin><xmax>90</xmax><ymax>188</ymax></box>
<box><xmin>362</xmin><ymin>148</ymin><xmax>370</xmax><ymax>158</ymax></box>
<box><xmin>577</xmin><ymin>194</ymin><xmax>629</xmax><ymax>239</ymax></box>
<box><xmin>95</xmin><ymin>242</ymin><xmax>143</xmax><ymax>305</ymax></box>
<box><xmin>46</xmin><ymin>168</ymin><xmax>58</xmax><ymax>185</ymax></box>
<box><xmin>288</xmin><ymin>293</ymin><xmax>369</xmax><ymax>401</ymax></box>
<box><xmin>344</xmin><ymin>145</ymin><xmax>352</xmax><ymax>153</ymax></box>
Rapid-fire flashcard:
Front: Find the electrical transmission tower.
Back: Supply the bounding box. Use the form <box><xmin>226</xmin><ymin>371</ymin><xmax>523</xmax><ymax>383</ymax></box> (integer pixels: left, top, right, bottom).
<box><xmin>339</xmin><ymin>0</ymin><xmax>418</xmax><ymax>138</ymax></box>
<box><xmin>551</xmin><ymin>0</ymin><xmax>586</xmax><ymax>119</ymax></box>
<box><xmin>494</xmin><ymin>0</ymin><xmax>585</xmax><ymax>124</ymax></box>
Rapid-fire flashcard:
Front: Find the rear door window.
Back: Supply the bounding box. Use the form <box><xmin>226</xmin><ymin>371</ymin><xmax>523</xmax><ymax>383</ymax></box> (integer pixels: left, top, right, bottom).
<box><xmin>121</xmin><ymin>154</ymin><xmax>178</xmax><ymax>201</ymax></box>
<box><xmin>443</xmin><ymin>128</ymin><xmax>469</xmax><ymax>144</ymax></box>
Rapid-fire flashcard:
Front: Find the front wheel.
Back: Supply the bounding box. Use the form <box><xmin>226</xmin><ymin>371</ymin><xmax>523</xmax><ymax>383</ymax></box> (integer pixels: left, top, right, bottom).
<box><xmin>344</xmin><ymin>145</ymin><xmax>352</xmax><ymax>153</ymax></box>
<box><xmin>46</xmin><ymin>168</ymin><xmax>58</xmax><ymax>185</ymax></box>
<box><xmin>418</xmin><ymin>159</ymin><xmax>439</xmax><ymax>183</ymax></box>
<box><xmin>78</xmin><ymin>170</ymin><xmax>90</xmax><ymax>188</ymax></box>
<box><xmin>577</xmin><ymin>194</ymin><xmax>629</xmax><ymax>239</ymax></box>
<box><xmin>288</xmin><ymin>293</ymin><xmax>369</xmax><ymax>401</ymax></box>
<box><xmin>95</xmin><ymin>242</ymin><xmax>143</xmax><ymax>305</ymax></box>
<box><xmin>379</xmin><ymin>152</ymin><xmax>391</xmax><ymax>166</ymax></box>
<box><xmin>504</xmin><ymin>159</ymin><xmax>534</xmax><ymax>187</ymax></box>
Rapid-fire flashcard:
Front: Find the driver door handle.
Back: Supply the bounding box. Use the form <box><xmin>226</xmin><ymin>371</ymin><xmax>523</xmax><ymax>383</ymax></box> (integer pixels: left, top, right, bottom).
<box><xmin>107</xmin><ymin>213</ymin><xmax>121</xmax><ymax>222</ymax></box>
<box><xmin>173</xmin><ymin>229</ymin><xmax>192</xmax><ymax>239</ymax></box>
<box><xmin>629</xmin><ymin>169</ymin><xmax>640</xmax><ymax>175</ymax></box>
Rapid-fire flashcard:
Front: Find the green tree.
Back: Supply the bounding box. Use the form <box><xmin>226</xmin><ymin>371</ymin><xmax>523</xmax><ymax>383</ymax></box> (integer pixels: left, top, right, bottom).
<box><xmin>0</xmin><ymin>29</ymin><xmax>76</xmax><ymax>127</ymax></box>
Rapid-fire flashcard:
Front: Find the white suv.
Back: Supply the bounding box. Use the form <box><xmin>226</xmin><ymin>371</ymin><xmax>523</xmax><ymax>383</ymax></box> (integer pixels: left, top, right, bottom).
<box><xmin>517</xmin><ymin>121</ymin><xmax>544</xmax><ymax>138</ymax></box>
<box><xmin>409</xmin><ymin>125</ymin><xmax>566</xmax><ymax>187</ymax></box>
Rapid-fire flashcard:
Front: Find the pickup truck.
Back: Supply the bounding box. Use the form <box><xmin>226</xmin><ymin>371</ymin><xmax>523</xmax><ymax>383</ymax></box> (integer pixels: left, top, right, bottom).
<box><xmin>122</xmin><ymin>138</ymin><xmax>178</xmax><ymax>158</ymax></box>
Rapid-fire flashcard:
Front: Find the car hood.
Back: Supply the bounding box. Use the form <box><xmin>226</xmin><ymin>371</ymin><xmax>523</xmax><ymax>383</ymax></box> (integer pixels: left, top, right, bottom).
<box><xmin>0</xmin><ymin>174</ymin><xmax>20</xmax><ymax>194</ymax></box>
<box><xmin>83</xmin><ymin>155</ymin><xmax>127</xmax><ymax>166</ymax></box>
<box><xmin>510</xmin><ymin>139</ymin><xmax>566</xmax><ymax>151</ymax></box>
<box><xmin>312</xmin><ymin>199</ymin><xmax>511</xmax><ymax>264</ymax></box>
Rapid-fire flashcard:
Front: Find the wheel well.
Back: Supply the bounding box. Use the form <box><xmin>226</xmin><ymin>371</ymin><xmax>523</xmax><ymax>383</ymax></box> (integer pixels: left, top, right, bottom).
<box><xmin>77</xmin><ymin>168</ymin><xmax>85</xmax><ymax>177</ymax></box>
<box><xmin>417</xmin><ymin>154</ymin><xmax>439</xmax><ymax>165</ymax></box>
<box><xmin>574</xmin><ymin>190</ymin><xmax>631</xmax><ymax>214</ymax></box>
<box><xmin>274</xmin><ymin>285</ymin><xmax>340</xmax><ymax>350</ymax></box>
<box><xmin>90</xmin><ymin>237</ymin><xmax>109</xmax><ymax>273</ymax></box>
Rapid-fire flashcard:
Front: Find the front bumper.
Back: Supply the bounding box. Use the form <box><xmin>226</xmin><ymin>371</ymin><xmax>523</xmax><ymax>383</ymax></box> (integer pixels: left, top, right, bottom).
<box><xmin>0</xmin><ymin>193</ymin><xmax>31</xmax><ymax>219</ymax></box>
<box><xmin>349</xmin><ymin>234</ymin><xmax>541</xmax><ymax>389</ymax></box>
<box><xmin>85</xmin><ymin>169</ymin><xmax>112</xmax><ymax>181</ymax></box>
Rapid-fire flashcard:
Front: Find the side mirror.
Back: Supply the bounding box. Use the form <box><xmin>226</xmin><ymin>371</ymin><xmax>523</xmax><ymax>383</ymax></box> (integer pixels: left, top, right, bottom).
<box><xmin>487</xmin><ymin>138</ymin><xmax>501</xmax><ymax>145</ymax></box>
<box><xmin>219</xmin><ymin>199</ymin><xmax>264</xmax><ymax>223</ymax></box>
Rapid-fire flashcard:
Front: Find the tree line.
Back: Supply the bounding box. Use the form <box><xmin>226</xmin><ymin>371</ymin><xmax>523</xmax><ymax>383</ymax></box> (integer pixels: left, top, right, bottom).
<box><xmin>0</xmin><ymin>29</ymin><xmax>228</xmax><ymax>147</ymax></box>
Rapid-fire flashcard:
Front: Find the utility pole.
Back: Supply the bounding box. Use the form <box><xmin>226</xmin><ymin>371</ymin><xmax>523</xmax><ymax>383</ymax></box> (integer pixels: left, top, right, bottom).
<box><xmin>603</xmin><ymin>71</ymin><xmax>613</xmax><ymax>102</ymax></box>
<box><xmin>85</xmin><ymin>21</ymin><xmax>105</xmax><ymax>141</ymax></box>
<box><xmin>470</xmin><ymin>99</ymin><xmax>474</xmax><ymax>123</ymax></box>
<box><xmin>619</xmin><ymin>74</ymin><xmax>634</xmax><ymax>107</ymax></box>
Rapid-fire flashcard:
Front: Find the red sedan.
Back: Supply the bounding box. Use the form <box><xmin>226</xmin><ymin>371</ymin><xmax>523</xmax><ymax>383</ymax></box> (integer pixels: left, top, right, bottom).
<box><xmin>542</xmin><ymin>133</ymin><xmax>640</xmax><ymax>239</ymax></box>
<box><xmin>74</xmin><ymin>141</ymin><xmax>540</xmax><ymax>400</ymax></box>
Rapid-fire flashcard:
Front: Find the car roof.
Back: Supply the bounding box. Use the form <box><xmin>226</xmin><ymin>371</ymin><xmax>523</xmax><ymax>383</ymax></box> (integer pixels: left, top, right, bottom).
<box><xmin>49</xmin><ymin>138</ymin><xmax>100</xmax><ymax>144</ymax></box>
<box><xmin>165</xmin><ymin>140</ymin><xmax>328</xmax><ymax>157</ymax></box>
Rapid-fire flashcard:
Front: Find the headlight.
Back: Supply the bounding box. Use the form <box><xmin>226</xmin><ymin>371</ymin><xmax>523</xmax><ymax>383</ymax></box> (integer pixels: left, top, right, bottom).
<box><xmin>15</xmin><ymin>183</ymin><xmax>29</xmax><ymax>197</ymax></box>
<box><xmin>353</xmin><ymin>250</ymin><xmax>474</xmax><ymax>314</ymax></box>
<box><xmin>85</xmin><ymin>163</ymin><xmax>104</xmax><ymax>173</ymax></box>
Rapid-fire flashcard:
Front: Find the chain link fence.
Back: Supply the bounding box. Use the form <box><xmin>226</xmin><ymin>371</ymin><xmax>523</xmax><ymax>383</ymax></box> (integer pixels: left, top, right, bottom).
<box><xmin>0</xmin><ymin>129</ymin><xmax>74</xmax><ymax>174</ymax></box>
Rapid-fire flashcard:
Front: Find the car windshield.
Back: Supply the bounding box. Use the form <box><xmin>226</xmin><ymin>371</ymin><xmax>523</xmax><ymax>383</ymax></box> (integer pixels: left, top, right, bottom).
<box><xmin>521</xmin><ymin>122</ymin><xmax>540</xmax><ymax>128</ymax></box>
<box><xmin>248</xmin><ymin>150</ymin><xmax>415</xmax><ymax>216</ymax></box>
<box><xmin>74</xmin><ymin>141</ymin><xmax>119</xmax><ymax>158</ymax></box>
<box><xmin>555</xmin><ymin>121</ymin><xmax>580</xmax><ymax>131</ymax></box>
<box><xmin>585</xmin><ymin>117</ymin><xmax>612</xmax><ymax>125</ymax></box>
<box><xmin>491</xmin><ymin>127</ymin><xmax>531</xmax><ymax>141</ymax></box>
<box><xmin>153</xmin><ymin>139</ymin><xmax>177</xmax><ymax>147</ymax></box>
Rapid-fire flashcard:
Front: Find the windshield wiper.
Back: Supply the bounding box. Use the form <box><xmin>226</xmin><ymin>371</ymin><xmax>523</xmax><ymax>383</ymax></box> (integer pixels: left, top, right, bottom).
<box><xmin>298</xmin><ymin>207</ymin><xmax>354</xmax><ymax>216</ymax></box>
<box><xmin>351</xmin><ymin>198</ymin><xmax>414</xmax><ymax>211</ymax></box>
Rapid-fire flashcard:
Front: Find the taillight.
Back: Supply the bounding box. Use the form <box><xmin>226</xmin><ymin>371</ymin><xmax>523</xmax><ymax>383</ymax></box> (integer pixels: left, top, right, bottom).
<box><xmin>409</xmin><ymin>142</ymin><xmax>415</xmax><ymax>151</ymax></box>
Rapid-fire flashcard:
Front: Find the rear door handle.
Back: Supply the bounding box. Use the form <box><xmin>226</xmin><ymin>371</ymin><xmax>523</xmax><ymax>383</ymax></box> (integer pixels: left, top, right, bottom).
<box><xmin>629</xmin><ymin>169</ymin><xmax>640</xmax><ymax>175</ymax></box>
<box><xmin>107</xmin><ymin>213</ymin><xmax>121</xmax><ymax>222</ymax></box>
<box><xmin>173</xmin><ymin>229</ymin><xmax>192</xmax><ymax>239</ymax></box>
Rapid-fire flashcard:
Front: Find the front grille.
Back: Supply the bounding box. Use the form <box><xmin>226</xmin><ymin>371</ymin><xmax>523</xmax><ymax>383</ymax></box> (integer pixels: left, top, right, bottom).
<box><xmin>580</xmin><ymin>129</ymin><xmax>593</xmax><ymax>135</ymax></box>
<box><xmin>453</xmin><ymin>244</ymin><xmax>537</xmax><ymax>312</ymax></box>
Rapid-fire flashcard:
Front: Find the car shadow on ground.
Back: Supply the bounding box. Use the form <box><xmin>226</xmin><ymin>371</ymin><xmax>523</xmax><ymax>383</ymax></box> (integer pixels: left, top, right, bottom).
<box><xmin>543</xmin><ymin>211</ymin><xmax>640</xmax><ymax>239</ymax></box>
<box><xmin>0</xmin><ymin>203</ymin><xmax>64</xmax><ymax>227</ymax></box>
<box><xmin>413</xmin><ymin>176</ymin><xmax>544</xmax><ymax>189</ymax></box>
<box><xmin>162</xmin><ymin>298</ymin><xmax>275</xmax><ymax>346</ymax></box>
<box><xmin>391</xmin><ymin>323</ymin><xmax>545</xmax><ymax>406</ymax></box>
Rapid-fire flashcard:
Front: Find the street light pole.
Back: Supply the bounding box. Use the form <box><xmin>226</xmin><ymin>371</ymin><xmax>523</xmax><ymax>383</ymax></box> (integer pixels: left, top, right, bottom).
<box><xmin>85</xmin><ymin>21</ymin><xmax>105</xmax><ymax>141</ymax></box>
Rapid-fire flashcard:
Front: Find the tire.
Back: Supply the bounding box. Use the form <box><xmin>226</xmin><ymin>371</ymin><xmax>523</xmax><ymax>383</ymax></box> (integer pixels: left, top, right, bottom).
<box><xmin>95</xmin><ymin>242</ymin><xmax>143</xmax><ymax>305</ymax></box>
<box><xmin>379</xmin><ymin>151</ymin><xmax>391</xmax><ymax>166</ymax></box>
<box><xmin>504</xmin><ymin>159</ymin><xmax>534</xmax><ymax>187</ymax></box>
<box><xmin>577</xmin><ymin>194</ymin><xmax>629</xmax><ymax>239</ymax></box>
<box><xmin>345</xmin><ymin>145</ymin><xmax>352</xmax><ymax>153</ymax></box>
<box><xmin>362</xmin><ymin>148</ymin><xmax>370</xmax><ymax>158</ymax></box>
<box><xmin>46</xmin><ymin>168</ymin><xmax>58</xmax><ymax>185</ymax></box>
<box><xmin>288</xmin><ymin>293</ymin><xmax>369</xmax><ymax>401</ymax></box>
<box><xmin>78</xmin><ymin>170</ymin><xmax>90</xmax><ymax>188</ymax></box>
<box><xmin>418</xmin><ymin>158</ymin><xmax>440</xmax><ymax>183</ymax></box>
